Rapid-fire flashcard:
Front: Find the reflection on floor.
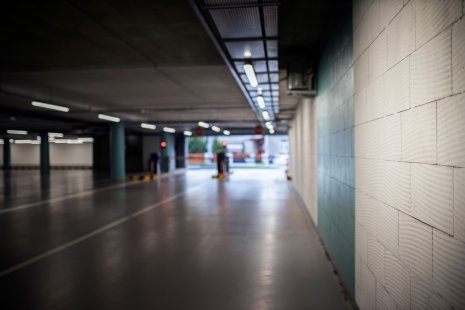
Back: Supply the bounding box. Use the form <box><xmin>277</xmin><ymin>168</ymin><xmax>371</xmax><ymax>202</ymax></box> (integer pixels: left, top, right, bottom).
<box><xmin>0</xmin><ymin>169</ymin><xmax>352</xmax><ymax>309</ymax></box>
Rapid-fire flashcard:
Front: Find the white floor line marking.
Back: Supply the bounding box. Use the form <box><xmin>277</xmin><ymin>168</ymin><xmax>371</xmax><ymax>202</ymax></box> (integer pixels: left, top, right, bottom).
<box><xmin>0</xmin><ymin>183</ymin><xmax>205</xmax><ymax>278</ymax></box>
<box><xmin>0</xmin><ymin>171</ymin><xmax>185</xmax><ymax>215</ymax></box>
<box><xmin>0</xmin><ymin>182</ymin><xmax>137</xmax><ymax>215</ymax></box>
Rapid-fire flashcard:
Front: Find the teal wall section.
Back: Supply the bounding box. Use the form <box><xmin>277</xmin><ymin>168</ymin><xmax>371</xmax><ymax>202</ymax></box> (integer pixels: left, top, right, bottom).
<box><xmin>315</xmin><ymin>15</ymin><xmax>355</xmax><ymax>296</ymax></box>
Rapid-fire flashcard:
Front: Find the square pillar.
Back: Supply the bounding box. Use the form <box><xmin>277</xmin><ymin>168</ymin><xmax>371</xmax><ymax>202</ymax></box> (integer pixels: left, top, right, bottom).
<box><xmin>110</xmin><ymin>123</ymin><xmax>125</xmax><ymax>182</ymax></box>
<box><xmin>40</xmin><ymin>133</ymin><xmax>50</xmax><ymax>173</ymax></box>
<box><xmin>3</xmin><ymin>138</ymin><xmax>11</xmax><ymax>170</ymax></box>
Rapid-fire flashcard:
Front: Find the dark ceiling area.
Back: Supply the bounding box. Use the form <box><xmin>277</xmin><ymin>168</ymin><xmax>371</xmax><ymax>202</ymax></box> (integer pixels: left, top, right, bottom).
<box><xmin>0</xmin><ymin>0</ymin><xmax>351</xmax><ymax>136</ymax></box>
<box><xmin>279</xmin><ymin>0</ymin><xmax>351</xmax><ymax>73</ymax></box>
<box><xmin>0</xmin><ymin>0</ymin><xmax>223</xmax><ymax>71</ymax></box>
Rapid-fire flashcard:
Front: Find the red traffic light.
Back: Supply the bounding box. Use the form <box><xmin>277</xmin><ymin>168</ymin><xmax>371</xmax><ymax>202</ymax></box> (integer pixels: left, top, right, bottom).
<box><xmin>160</xmin><ymin>141</ymin><xmax>167</xmax><ymax>149</ymax></box>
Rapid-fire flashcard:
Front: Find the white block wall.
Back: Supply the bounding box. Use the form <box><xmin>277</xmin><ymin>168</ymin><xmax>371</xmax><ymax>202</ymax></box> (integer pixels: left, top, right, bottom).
<box><xmin>288</xmin><ymin>98</ymin><xmax>318</xmax><ymax>222</ymax></box>
<box><xmin>0</xmin><ymin>143</ymin><xmax>93</xmax><ymax>167</ymax></box>
<box><xmin>354</xmin><ymin>0</ymin><xmax>465</xmax><ymax>309</ymax></box>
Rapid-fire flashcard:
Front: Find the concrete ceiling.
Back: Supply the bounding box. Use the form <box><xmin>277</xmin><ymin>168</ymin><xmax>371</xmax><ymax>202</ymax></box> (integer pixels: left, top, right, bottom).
<box><xmin>0</xmin><ymin>0</ymin><xmax>351</xmax><ymax>134</ymax></box>
<box><xmin>0</xmin><ymin>0</ymin><xmax>256</xmax><ymax>134</ymax></box>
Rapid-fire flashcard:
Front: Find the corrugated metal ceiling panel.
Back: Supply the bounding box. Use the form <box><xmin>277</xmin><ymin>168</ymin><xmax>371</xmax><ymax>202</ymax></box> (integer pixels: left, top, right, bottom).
<box><xmin>263</xmin><ymin>6</ymin><xmax>278</xmax><ymax>37</ymax></box>
<box><xmin>210</xmin><ymin>7</ymin><xmax>262</xmax><ymax>38</ymax></box>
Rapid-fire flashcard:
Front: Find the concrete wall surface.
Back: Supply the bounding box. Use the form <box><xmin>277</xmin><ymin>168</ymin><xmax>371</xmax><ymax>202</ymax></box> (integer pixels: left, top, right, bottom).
<box><xmin>289</xmin><ymin>0</ymin><xmax>465</xmax><ymax>308</ymax></box>
<box><xmin>353</xmin><ymin>0</ymin><xmax>465</xmax><ymax>309</ymax></box>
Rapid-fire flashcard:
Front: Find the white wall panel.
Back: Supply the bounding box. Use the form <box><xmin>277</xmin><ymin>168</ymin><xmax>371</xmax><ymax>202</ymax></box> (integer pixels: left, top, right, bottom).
<box><xmin>433</xmin><ymin>230</ymin><xmax>465</xmax><ymax>308</ymax></box>
<box><xmin>387</xmin><ymin>1</ymin><xmax>415</xmax><ymax>67</ymax></box>
<box><xmin>410</xmin><ymin>274</ymin><xmax>434</xmax><ymax>310</ymax></box>
<box><xmin>399</xmin><ymin>213</ymin><xmax>433</xmax><ymax>281</ymax></box>
<box><xmin>410</xmin><ymin>30</ymin><xmax>452</xmax><ymax>107</ymax></box>
<box><xmin>414</xmin><ymin>0</ymin><xmax>461</xmax><ymax>48</ymax></box>
<box><xmin>437</xmin><ymin>93</ymin><xmax>465</xmax><ymax>167</ymax></box>
<box><xmin>385</xmin><ymin>56</ymin><xmax>410</xmax><ymax>115</ymax></box>
<box><xmin>377</xmin><ymin>283</ymin><xmax>399</xmax><ymax>310</ymax></box>
<box><xmin>354</xmin><ymin>1</ymin><xmax>465</xmax><ymax>308</ymax></box>
<box><xmin>11</xmin><ymin>144</ymin><xmax>40</xmax><ymax>165</ymax></box>
<box><xmin>412</xmin><ymin>163</ymin><xmax>454</xmax><ymax>234</ymax></box>
<box><xmin>454</xmin><ymin>168</ymin><xmax>465</xmax><ymax>243</ymax></box>
<box><xmin>50</xmin><ymin>143</ymin><xmax>93</xmax><ymax>166</ymax></box>
<box><xmin>452</xmin><ymin>17</ymin><xmax>465</xmax><ymax>94</ymax></box>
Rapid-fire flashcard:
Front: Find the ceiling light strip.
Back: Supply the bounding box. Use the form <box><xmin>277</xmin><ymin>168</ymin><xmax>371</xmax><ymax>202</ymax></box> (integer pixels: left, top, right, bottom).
<box><xmin>98</xmin><ymin>114</ymin><xmax>120</xmax><ymax>123</ymax></box>
<box><xmin>32</xmin><ymin>101</ymin><xmax>69</xmax><ymax>112</ymax></box>
<box><xmin>7</xmin><ymin>130</ymin><xmax>28</xmax><ymax>135</ymax></box>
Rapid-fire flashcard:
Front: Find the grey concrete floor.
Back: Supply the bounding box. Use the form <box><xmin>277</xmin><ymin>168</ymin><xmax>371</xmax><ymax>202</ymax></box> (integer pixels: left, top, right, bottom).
<box><xmin>0</xmin><ymin>169</ymin><xmax>352</xmax><ymax>310</ymax></box>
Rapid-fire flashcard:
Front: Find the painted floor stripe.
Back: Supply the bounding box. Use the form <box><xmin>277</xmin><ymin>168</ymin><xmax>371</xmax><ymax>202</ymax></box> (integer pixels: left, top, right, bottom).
<box><xmin>0</xmin><ymin>183</ymin><xmax>204</xmax><ymax>278</ymax></box>
<box><xmin>0</xmin><ymin>170</ymin><xmax>186</xmax><ymax>215</ymax></box>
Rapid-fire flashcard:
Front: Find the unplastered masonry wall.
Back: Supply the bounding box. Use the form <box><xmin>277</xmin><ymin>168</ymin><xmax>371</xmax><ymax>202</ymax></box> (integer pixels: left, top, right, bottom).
<box><xmin>289</xmin><ymin>14</ymin><xmax>356</xmax><ymax>296</ymax></box>
<box><xmin>354</xmin><ymin>0</ymin><xmax>465</xmax><ymax>309</ymax></box>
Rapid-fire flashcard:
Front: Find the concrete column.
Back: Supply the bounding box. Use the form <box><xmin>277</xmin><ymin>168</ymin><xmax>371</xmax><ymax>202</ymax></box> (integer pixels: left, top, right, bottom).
<box><xmin>110</xmin><ymin>123</ymin><xmax>125</xmax><ymax>182</ymax></box>
<box><xmin>160</xmin><ymin>133</ymin><xmax>170</xmax><ymax>173</ymax></box>
<box><xmin>175</xmin><ymin>134</ymin><xmax>186</xmax><ymax>169</ymax></box>
<box><xmin>3</xmin><ymin>138</ymin><xmax>11</xmax><ymax>170</ymax></box>
<box><xmin>40</xmin><ymin>133</ymin><xmax>50</xmax><ymax>173</ymax></box>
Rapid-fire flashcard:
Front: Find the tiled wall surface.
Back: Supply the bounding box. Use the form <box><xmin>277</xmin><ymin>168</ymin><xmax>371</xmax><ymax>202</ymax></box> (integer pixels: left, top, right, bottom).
<box><xmin>289</xmin><ymin>15</ymin><xmax>356</xmax><ymax>296</ymax></box>
<box><xmin>289</xmin><ymin>0</ymin><xmax>465</xmax><ymax>307</ymax></box>
<box><xmin>316</xmin><ymin>16</ymin><xmax>356</xmax><ymax>296</ymax></box>
<box><xmin>354</xmin><ymin>0</ymin><xmax>465</xmax><ymax>309</ymax></box>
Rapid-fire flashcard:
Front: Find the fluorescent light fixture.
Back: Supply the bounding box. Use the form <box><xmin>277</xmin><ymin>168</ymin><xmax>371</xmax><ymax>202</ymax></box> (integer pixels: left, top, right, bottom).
<box><xmin>98</xmin><ymin>114</ymin><xmax>120</xmax><ymax>122</ymax></box>
<box><xmin>9</xmin><ymin>139</ymin><xmax>14</xmax><ymax>143</ymax></box>
<box><xmin>223</xmin><ymin>130</ymin><xmax>230</xmax><ymax>136</ymax></box>
<box><xmin>141</xmin><ymin>123</ymin><xmax>156</xmax><ymax>130</ymax></box>
<box><xmin>14</xmin><ymin>139</ymin><xmax>40</xmax><ymax>145</ymax></box>
<box><xmin>163</xmin><ymin>127</ymin><xmax>175</xmax><ymax>133</ymax></box>
<box><xmin>53</xmin><ymin>139</ymin><xmax>68</xmax><ymax>144</ymax></box>
<box><xmin>243</xmin><ymin>62</ymin><xmax>258</xmax><ymax>88</ymax></box>
<box><xmin>265</xmin><ymin>121</ymin><xmax>273</xmax><ymax>129</ymax></box>
<box><xmin>78</xmin><ymin>137</ymin><xmax>94</xmax><ymax>143</ymax></box>
<box><xmin>183</xmin><ymin>130</ymin><xmax>192</xmax><ymax>136</ymax></box>
<box><xmin>243</xmin><ymin>50</ymin><xmax>252</xmax><ymax>58</ymax></box>
<box><xmin>257</xmin><ymin>87</ymin><xmax>263</xmax><ymax>95</ymax></box>
<box><xmin>14</xmin><ymin>139</ymin><xmax>33</xmax><ymax>144</ymax></box>
<box><xmin>32</xmin><ymin>101</ymin><xmax>69</xmax><ymax>112</ymax></box>
<box><xmin>198</xmin><ymin>121</ymin><xmax>209</xmax><ymax>128</ymax></box>
<box><xmin>0</xmin><ymin>140</ymin><xmax>3</xmax><ymax>144</ymax></box>
<box><xmin>269</xmin><ymin>128</ymin><xmax>275</xmax><ymax>134</ymax></box>
<box><xmin>67</xmin><ymin>140</ymin><xmax>83</xmax><ymax>144</ymax></box>
<box><xmin>257</xmin><ymin>96</ymin><xmax>266</xmax><ymax>109</ymax></box>
<box><xmin>53</xmin><ymin>139</ymin><xmax>83</xmax><ymax>144</ymax></box>
<box><xmin>7</xmin><ymin>130</ymin><xmax>27</xmax><ymax>135</ymax></box>
<box><xmin>48</xmin><ymin>132</ymin><xmax>64</xmax><ymax>138</ymax></box>
<box><xmin>211</xmin><ymin>126</ymin><xmax>220</xmax><ymax>132</ymax></box>
<box><xmin>262</xmin><ymin>111</ymin><xmax>270</xmax><ymax>120</ymax></box>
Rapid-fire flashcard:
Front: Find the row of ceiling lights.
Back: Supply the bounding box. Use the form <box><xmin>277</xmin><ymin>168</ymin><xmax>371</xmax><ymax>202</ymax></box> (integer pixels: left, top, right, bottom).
<box><xmin>139</xmin><ymin>121</ymin><xmax>231</xmax><ymax>136</ymax></box>
<box><xmin>30</xmin><ymin>51</ymin><xmax>276</xmax><ymax>135</ymax></box>
<box><xmin>197</xmin><ymin>121</ymin><xmax>230</xmax><ymax>136</ymax></box>
<box><xmin>2</xmin><ymin>131</ymin><xmax>94</xmax><ymax>145</ymax></box>
<box><xmin>28</xmin><ymin>101</ymin><xmax>235</xmax><ymax>137</ymax></box>
<box><xmin>242</xmin><ymin>53</ymin><xmax>275</xmax><ymax>134</ymax></box>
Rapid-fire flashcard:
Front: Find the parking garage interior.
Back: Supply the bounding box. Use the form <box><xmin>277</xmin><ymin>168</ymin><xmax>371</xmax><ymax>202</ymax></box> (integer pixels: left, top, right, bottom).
<box><xmin>1</xmin><ymin>0</ymin><xmax>465</xmax><ymax>309</ymax></box>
